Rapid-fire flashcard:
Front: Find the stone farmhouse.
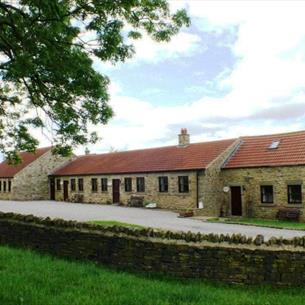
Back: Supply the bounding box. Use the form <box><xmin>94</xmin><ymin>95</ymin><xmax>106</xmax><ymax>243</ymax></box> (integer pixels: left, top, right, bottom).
<box><xmin>0</xmin><ymin>147</ymin><xmax>71</xmax><ymax>200</ymax></box>
<box><xmin>1</xmin><ymin>129</ymin><xmax>305</xmax><ymax>221</ymax></box>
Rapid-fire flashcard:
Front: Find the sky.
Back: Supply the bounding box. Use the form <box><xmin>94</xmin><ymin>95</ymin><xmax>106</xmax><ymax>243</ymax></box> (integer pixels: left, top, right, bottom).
<box><xmin>46</xmin><ymin>1</ymin><xmax>305</xmax><ymax>154</ymax></box>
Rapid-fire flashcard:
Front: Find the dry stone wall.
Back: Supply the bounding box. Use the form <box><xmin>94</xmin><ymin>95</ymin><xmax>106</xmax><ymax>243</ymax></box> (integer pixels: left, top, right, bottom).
<box><xmin>1</xmin><ymin>212</ymin><xmax>305</xmax><ymax>286</ymax></box>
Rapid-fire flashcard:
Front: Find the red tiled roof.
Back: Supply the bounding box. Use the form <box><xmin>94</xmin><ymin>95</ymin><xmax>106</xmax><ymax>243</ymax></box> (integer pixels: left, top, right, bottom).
<box><xmin>53</xmin><ymin>139</ymin><xmax>236</xmax><ymax>176</ymax></box>
<box><xmin>0</xmin><ymin>147</ymin><xmax>51</xmax><ymax>178</ymax></box>
<box><xmin>225</xmin><ymin>130</ymin><xmax>305</xmax><ymax>169</ymax></box>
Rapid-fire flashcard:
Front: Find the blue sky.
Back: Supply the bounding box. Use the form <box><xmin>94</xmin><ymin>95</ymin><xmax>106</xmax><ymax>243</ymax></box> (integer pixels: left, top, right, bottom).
<box><xmin>40</xmin><ymin>1</ymin><xmax>305</xmax><ymax>154</ymax></box>
<box><xmin>104</xmin><ymin>28</ymin><xmax>237</xmax><ymax>107</ymax></box>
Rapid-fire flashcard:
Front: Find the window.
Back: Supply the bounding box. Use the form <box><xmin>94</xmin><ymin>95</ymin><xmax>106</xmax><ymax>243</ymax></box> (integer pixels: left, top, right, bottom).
<box><xmin>3</xmin><ymin>181</ymin><xmax>6</xmax><ymax>192</ymax></box>
<box><xmin>288</xmin><ymin>185</ymin><xmax>302</xmax><ymax>204</ymax></box>
<box><xmin>70</xmin><ymin>178</ymin><xmax>76</xmax><ymax>191</ymax></box>
<box><xmin>159</xmin><ymin>176</ymin><xmax>168</xmax><ymax>192</ymax></box>
<box><xmin>268</xmin><ymin>140</ymin><xmax>280</xmax><ymax>149</ymax></box>
<box><xmin>0</xmin><ymin>181</ymin><xmax>2</xmax><ymax>192</ymax></box>
<box><xmin>178</xmin><ymin>176</ymin><xmax>189</xmax><ymax>193</ymax></box>
<box><xmin>8</xmin><ymin>180</ymin><xmax>11</xmax><ymax>192</ymax></box>
<box><xmin>78</xmin><ymin>178</ymin><xmax>84</xmax><ymax>192</ymax></box>
<box><xmin>56</xmin><ymin>179</ymin><xmax>61</xmax><ymax>191</ymax></box>
<box><xmin>136</xmin><ymin>177</ymin><xmax>145</xmax><ymax>192</ymax></box>
<box><xmin>101</xmin><ymin>178</ymin><xmax>108</xmax><ymax>192</ymax></box>
<box><xmin>124</xmin><ymin>178</ymin><xmax>132</xmax><ymax>192</ymax></box>
<box><xmin>91</xmin><ymin>178</ymin><xmax>98</xmax><ymax>192</ymax></box>
<box><xmin>260</xmin><ymin>185</ymin><xmax>273</xmax><ymax>203</ymax></box>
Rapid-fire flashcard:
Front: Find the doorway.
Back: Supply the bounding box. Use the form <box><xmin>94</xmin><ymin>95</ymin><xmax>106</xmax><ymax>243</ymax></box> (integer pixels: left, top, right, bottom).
<box><xmin>63</xmin><ymin>180</ymin><xmax>69</xmax><ymax>201</ymax></box>
<box><xmin>50</xmin><ymin>178</ymin><xmax>55</xmax><ymax>200</ymax></box>
<box><xmin>112</xmin><ymin>179</ymin><xmax>120</xmax><ymax>203</ymax></box>
<box><xmin>230</xmin><ymin>186</ymin><xmax>242</xmax><ymax>216</ymax></box>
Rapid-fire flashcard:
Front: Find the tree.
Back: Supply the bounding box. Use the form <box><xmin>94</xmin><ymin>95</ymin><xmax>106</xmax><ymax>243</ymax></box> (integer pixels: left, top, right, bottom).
<box><xmin>0</xmin><ymin>0</ymin><xmax>189</xmax><ymax>163</ymax></box>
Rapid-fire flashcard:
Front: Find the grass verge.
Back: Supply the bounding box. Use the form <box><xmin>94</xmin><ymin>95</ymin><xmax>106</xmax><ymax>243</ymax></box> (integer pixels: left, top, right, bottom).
<box><xmin>88</xmin><ymin>220</ymin><xmax>145</xmax><ymax>229</ymax></box>
<box><xmin>208</xmin><ymin>217</ymin><xmax>305</xmax><ymax>230</ymax></box>
<box><xmin>0</xmin><ymin>246</ymin><xmax>305</xmax><ymax>305</ymax></box>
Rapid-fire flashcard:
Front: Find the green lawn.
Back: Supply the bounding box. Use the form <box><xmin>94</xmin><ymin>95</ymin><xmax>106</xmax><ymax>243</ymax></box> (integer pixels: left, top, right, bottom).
<box><xmin>0</xmin><ymin>246</ymin><xmax>305</xmax><ymax>305</ymax></box>
<box><xmin>88</xmin><ymin>220</ymin><xmax>145</xmax><ymax>229</ymax></box>
<box><xmin>208</xmin><ymin>217</ymin><xmax>305</xmax><ymax>230</ymax></box>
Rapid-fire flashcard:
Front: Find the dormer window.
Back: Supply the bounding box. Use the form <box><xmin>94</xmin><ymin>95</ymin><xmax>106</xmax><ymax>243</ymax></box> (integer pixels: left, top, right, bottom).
<box><xmin>268</xmin><ymin>140</ymin><xmax>280</xmax><ymax>149</ymax></box>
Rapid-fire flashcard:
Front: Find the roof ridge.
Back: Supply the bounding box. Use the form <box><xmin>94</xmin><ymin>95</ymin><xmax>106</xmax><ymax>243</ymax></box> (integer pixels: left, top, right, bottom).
<box><xmin>241</xmin><ymin>129</ymin><xmax>305</xmax><ymax>140</ymax></box>
<box><xmin>0</xmin><ymin>146</ymin><xmax>53</xmax><ymax>178</ymax></box>
<box><xmin>77</xmin><ymin>138</ymin><xmax>237</xmax><ymax>158</ymax></box>
<box><xmin>221</xmin><ymin>139</ymin><xmax>243</xmax><ymax>169</ymax></box>
<box><xmin>18</xmin><ymin>146</ymin><xmax>52</xmax><ymax>155</ymax></box>
<box><xmin>53</xmin><ymin>138</ymin><xmax>236</xmax><ymax>176</ymax></box>
<box><xmin>224</xmin><ymin>129</ymin><xmax>305</xmax><ymax>169</ymax></box>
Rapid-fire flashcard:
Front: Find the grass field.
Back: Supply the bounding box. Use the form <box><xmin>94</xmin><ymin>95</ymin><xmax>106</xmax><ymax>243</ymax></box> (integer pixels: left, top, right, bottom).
<box><xmin>208</xmin><ymin>217</ymin><xmax>305</xmax><ymax>230</ymax></box>
<box><xmin>0</xmin><ymin>246</ymin><xmax>305</xmax><ymax>305</ymax></box>
<box><xmin>88</xmin><ymin>220</ymin><xmax>145</xmax><ymax>229</ymax></box>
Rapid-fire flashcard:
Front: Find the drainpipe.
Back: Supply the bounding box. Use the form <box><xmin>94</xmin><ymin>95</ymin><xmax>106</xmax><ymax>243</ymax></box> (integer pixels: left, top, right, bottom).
<box><xmin>196</xmin><ymin>170</ymin><xmax>199</xmax><ymax>209</ymax></box>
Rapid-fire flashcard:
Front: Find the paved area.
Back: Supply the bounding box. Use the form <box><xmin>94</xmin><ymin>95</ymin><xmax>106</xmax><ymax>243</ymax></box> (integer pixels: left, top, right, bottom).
<box><xmin>0</xmin><ymin>200</ymin><xmax>305</xmax><ymax>239</ymax></box>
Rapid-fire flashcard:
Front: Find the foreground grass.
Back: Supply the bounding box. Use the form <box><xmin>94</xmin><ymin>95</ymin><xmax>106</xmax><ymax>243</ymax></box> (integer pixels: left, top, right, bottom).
<box><xmin>208</xmin><ymin>217</ymin><xmax>305</xmax><ymax>230</ymax></box>
<box><xmin>0</xmin><ymin>246</ymin><xmax>305</xmax><ymax>305</ymax></box>
<box><xmin>88</xmin><ymin>220</ymin><xmax>145</xmax><ymax>229</ymax></box>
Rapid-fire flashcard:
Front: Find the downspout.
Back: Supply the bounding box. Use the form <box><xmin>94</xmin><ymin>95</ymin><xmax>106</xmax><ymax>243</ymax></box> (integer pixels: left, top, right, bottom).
<box><xmin>196</xmin><ymin>170</ymin><xmax>199</xmax><ymax>209</ymax></box>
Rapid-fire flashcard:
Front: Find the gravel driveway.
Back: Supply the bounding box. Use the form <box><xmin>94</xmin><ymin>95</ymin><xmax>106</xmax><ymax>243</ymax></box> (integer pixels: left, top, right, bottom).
<box><xmin>0</xmin><ymin>200</ymin><xmax>305</xmax><ymax>240</ymax></box>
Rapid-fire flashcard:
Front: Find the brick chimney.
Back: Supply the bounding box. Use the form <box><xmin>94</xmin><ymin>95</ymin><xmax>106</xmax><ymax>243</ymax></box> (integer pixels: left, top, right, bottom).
<box><xmin>178</xmin><ymin>128</ymin><xmax>190</xmax><ymax>146</ymax></box>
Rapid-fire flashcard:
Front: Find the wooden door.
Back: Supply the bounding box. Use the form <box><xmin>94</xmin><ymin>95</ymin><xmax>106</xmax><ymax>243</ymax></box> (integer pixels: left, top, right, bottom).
<box><xmin>112</xmin><ymin>179</ymin><xmax>120</xmax><ymax>203</ymax></box>
<box><xmin>63</xmin><ymin>180</ymin><xmax>69</xmax><ymax>201</ymax></box>
<box><xmin>230</xmin><ymin>186</ymin><xmax>242</xmax><ymax>216</ymax></box>
<box><xmin>50</xmin><ymin>178</ymin><xmax>55</xmax><ymax>200</ymax></box>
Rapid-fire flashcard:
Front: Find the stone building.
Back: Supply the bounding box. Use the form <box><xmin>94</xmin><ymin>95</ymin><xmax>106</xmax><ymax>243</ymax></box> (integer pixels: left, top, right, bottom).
<box><xmin>221</xmin><ymin>131</ymin><xmax>305</xmax><ymax>221</ymax></box>
<box><xmin>0</xmin><ymin>147</ymin><xmax>71</xmax><ymax>200</ymax></box>
<box><xmin>2</xmin><ymin>129</ymin><xmax>305</xmax><ymax>222</ymax></box>
<box><xmin>51</xmin><ymin>129</ymin><xmax>305</xmax><ymax>221</ymax></box>
<box><xmin>51</xmin><ymin>129</ymin><xmax>240</xmax><ymax>213</ymax></box>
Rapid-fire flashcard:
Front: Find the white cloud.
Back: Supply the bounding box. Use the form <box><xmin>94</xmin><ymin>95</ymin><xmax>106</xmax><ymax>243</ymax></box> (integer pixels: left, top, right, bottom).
<box><xmin>176</xmin><ymin>1</ymin><xmax>305</xmax><ymax>118</ymax></box>
<box><xmin>16</xmin><ymin>0</ymin><xmax>305</xmax><ymax>154</ymax></box>
<box><xmin>130</xmin><ymin>31</ymin><xmax>203</xmax><ymax>63</ymax></box>
<box><xmin>108</xmin><ymin>81</ymin><xmax>122</xmax><ymax>96</ymax></box>
<box><xmin>93</xmin><ymin>30</ymin><xmax>203</xmax><ymax>71</ymax></box>
<box><xmin>180</xmin><ymin>1</ymin><xmax>305</xmax><ymax>109</ymax></box>
<box><xmin>86</xmin><ymin>0</ymin><xmax>305</xmax><ymax>153</ymax></box>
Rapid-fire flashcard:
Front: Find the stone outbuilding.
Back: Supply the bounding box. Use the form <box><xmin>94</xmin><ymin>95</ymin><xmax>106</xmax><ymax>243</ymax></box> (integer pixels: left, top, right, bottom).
<box><xmin>51</xmin><ymin>129</ymin><xmax>240</xmax><ymax>214</ymax></box>
<box><xmin>51</xmin><ymin>129</ymin><xmax>305</xmax><ymax>221</ymax></box>
<box><xmin>2</xmin><ymin>129</ymin><xmax>305</xmax><ymax>222</ymax></box>
<box><xmin>0</xmin><ymin>147</ymin><xmax>71</xmax><ymax>200</ymax></box>
<box><xmin>221</xmin><ymin>131</ymin><xmax>305</xmax><ymax>221</ymax></box>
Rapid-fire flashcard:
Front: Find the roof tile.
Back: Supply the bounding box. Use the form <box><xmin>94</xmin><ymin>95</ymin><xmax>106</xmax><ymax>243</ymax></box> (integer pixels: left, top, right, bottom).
<box><xmin>54</xmin><ymin>139</ymin><xmax>235</xmax><ymax>176</ymax></box>
<box><xmin>0</xmin><ymin>147</ymin><xmax>51</xmax><ymax>178</ymax></box>
<box><xmin>225</xmin><ymin>130</ymin><xmax>305</xmax><ymax>168</ymax></box>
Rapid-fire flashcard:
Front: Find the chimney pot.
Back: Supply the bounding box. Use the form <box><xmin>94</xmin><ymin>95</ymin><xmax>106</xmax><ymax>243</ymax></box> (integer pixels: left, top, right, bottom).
<box><xmin>178</xmin><ymin>128</ymin><xmax>190</xmax><ymax>146</ymax></box>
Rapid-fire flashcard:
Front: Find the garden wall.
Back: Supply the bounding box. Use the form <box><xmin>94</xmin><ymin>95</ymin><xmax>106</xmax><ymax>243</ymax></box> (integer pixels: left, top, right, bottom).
<box><xmin>0</xmin><ymin>212</ymin><xmax>305</xmax><ymax>286</ymax></box>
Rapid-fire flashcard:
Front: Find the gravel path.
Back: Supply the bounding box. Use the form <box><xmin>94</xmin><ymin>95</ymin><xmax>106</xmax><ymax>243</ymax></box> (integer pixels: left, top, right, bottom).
<box><xmin>0</xmin><ymin>200</ymin><xmax>305</xmax><ymax>239</ymax></box>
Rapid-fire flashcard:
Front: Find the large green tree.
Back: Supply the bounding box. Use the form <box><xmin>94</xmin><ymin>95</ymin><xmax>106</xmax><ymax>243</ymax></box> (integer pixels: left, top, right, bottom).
<box><xmin>0</xmin><ymin>0</ymin><xmax>189</xmax><ymax>163</ymax></box>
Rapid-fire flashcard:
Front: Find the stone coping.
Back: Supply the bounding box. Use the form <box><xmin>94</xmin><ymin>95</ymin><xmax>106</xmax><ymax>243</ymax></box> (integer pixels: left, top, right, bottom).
<box><xmin>1</xmin><ymin>212</ymin><xmax>305</xmax><ymax>251</ymax></box>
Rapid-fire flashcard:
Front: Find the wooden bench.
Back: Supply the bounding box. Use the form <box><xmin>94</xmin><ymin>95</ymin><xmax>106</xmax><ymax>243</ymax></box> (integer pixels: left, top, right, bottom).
<box><xmin>277</xmin><ymin>208</ymin><xmax>301</xmax><ymax>221</ymax></box>
<box><xmin>71</xmin><ymin>194</ymin><xmax>84</xmax><ymax>203</ymax></box>
<box><xmin>128</xmin><ymin>195</ymin><xmax>144</xmax><ymax>207</ymax></box>
<box><xmin>178</xmin><ymin>210</ymin><xmax>194</xmax><ymax>218</ymax></box>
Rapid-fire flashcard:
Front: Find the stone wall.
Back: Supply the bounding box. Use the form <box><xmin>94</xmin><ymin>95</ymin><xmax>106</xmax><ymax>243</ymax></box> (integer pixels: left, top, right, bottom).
<box><xmin>222</xmin><ymin>166</ymin><xmax>305</xmax><ymax>221</ymax></box>
<box><xmin>1</xmin><ymin>212</ymin><xmax>305</xmax><ymax>286</ymax></box>
<box><xmin>54</xmin><ymin>171</ymin><xmax>198</xmax><ymax>210</ymax></box>
<box><xmin>12</xmin><ymin>150</ymin><xmax>72</xmax><ymax>200</ymax></box>
<box><xmin>195</xmin><ymin>139</ymin><xmax>241</xmax><ymax>216</ymax></box>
